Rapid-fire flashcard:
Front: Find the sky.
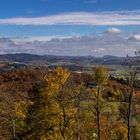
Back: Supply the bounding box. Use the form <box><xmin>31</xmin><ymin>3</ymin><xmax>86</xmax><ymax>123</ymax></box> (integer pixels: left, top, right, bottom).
<box><xmin>0</xmin><ymin>0</ymin><xmax>140</xmax><ymax>56</ymax></box>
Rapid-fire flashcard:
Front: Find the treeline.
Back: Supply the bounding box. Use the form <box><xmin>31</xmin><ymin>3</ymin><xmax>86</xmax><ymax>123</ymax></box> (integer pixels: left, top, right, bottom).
<box><xmin>0</xmin><ymin>66</ymin><xmax>140</xmax><ymax>140</ymax></box>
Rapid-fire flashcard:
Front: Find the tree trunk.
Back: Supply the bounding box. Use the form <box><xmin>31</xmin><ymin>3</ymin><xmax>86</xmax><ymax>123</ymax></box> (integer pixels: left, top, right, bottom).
<box><xmin>127</xmin><ymin>86</ymin><xmax>134</xmax><ymax>140</ymax></box>
<box><xmin>77</xmin><ymin>102</ymin><xmax>80</xmax><ymax>140</ymax></box>
<box><xmin>97</xmin><ymin>86</ymin><xmax>101</xmax><ymax>140</ymax></box>
<box><xmin>12</xmin><ymin>119</ymin><xmax>16</xmax><ymax>139</ymax></box>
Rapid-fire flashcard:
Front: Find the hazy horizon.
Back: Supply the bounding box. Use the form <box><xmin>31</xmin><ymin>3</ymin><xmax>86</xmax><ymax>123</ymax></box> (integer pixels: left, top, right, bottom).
<box><xmin>0</xmin><ymin>0</ymin><xmax>140</xmax><ymax>56</ymax></box>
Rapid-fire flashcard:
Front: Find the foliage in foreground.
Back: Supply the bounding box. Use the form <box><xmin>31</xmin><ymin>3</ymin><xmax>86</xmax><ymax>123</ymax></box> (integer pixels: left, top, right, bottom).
<box><xmin>0</xmin><ymin>66</ymin><xmax>140</xmax><ymax>140</ymax></box>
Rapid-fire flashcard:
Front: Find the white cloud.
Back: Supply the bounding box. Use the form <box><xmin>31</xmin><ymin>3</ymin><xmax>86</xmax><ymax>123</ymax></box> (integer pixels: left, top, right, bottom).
<box><xmin>10</xmin><ymin>35</ymin><xmax>72</xmax><ymax>42</ymax></box>
<box><xmin>0</xmin><ymin>32</ymin><xmax>139</xmax><ymax>56</ymax></box>
<box><xmin>84</xmin><ymin>0</ymin><xmax>98</xmax><ymax>4</ymax></box>
<box><xmin>1</xmin><ymin>11</ymin><xmax>140</xmax><ymax>26</ymax></box>
<box><xmin>106</xmin><ymin>27</ymin><xmax>122</xmax><ymax>33</ymax></box>
<box><xmin>130</xmin><ymin>34</ymin><xmax>140</xmax><ymax>41</ymax></box>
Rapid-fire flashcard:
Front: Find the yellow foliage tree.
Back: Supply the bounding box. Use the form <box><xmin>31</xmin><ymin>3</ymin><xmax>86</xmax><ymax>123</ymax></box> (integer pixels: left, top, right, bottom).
<box><xmin>16</xmin><ymin>67</ymin><xmax>70</xmax><ymax>140</ymax></box>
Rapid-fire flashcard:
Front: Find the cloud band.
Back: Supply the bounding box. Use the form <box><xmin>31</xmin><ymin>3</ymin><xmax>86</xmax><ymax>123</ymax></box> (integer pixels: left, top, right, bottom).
<box><xmin>0</xmin><ymin>11</ymin><xmax>140</xmax><ymax>26</ymax></box>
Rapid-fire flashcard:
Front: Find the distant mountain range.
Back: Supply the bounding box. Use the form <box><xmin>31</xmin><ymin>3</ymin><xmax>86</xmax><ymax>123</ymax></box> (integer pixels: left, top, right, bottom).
<box><xmin>0</xmin><ymin>53</ymin><xmax>129</xmax><ymax>65</ymax></box>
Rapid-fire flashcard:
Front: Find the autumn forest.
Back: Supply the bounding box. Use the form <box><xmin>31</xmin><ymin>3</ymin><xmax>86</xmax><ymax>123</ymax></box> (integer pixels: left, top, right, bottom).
<box><xmin>0</xmin><ymin>56</ymin><xmax>140</xmax><ymax>140</ymax></box>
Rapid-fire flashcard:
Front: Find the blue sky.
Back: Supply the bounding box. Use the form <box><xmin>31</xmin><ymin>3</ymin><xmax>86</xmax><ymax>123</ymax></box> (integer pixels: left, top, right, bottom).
<box><xmin>0</xmin><ymin>0</ymin><xmax>140</xmax><ymax>37</ymax></box>
<box><xmin>0</xmin><ymin>0</ymin><xmax>137</xmax><ymax>16</ymax></box>
<box><xmin>1</xmin><ymin>0</ymin><xmax>140</xmax><ymax>18</ymax></box>
<box><xmin>0</xmin><ymin>0</ymin><xmax>140</xmax><ymax>56</ymax></box>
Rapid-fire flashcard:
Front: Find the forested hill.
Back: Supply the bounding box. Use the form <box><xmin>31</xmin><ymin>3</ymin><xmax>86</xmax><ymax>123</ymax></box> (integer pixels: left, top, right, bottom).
<box><xmin>0</xmin><ymin>53</ymin><xmax>128</xmax><ymax>65</ymax></box>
